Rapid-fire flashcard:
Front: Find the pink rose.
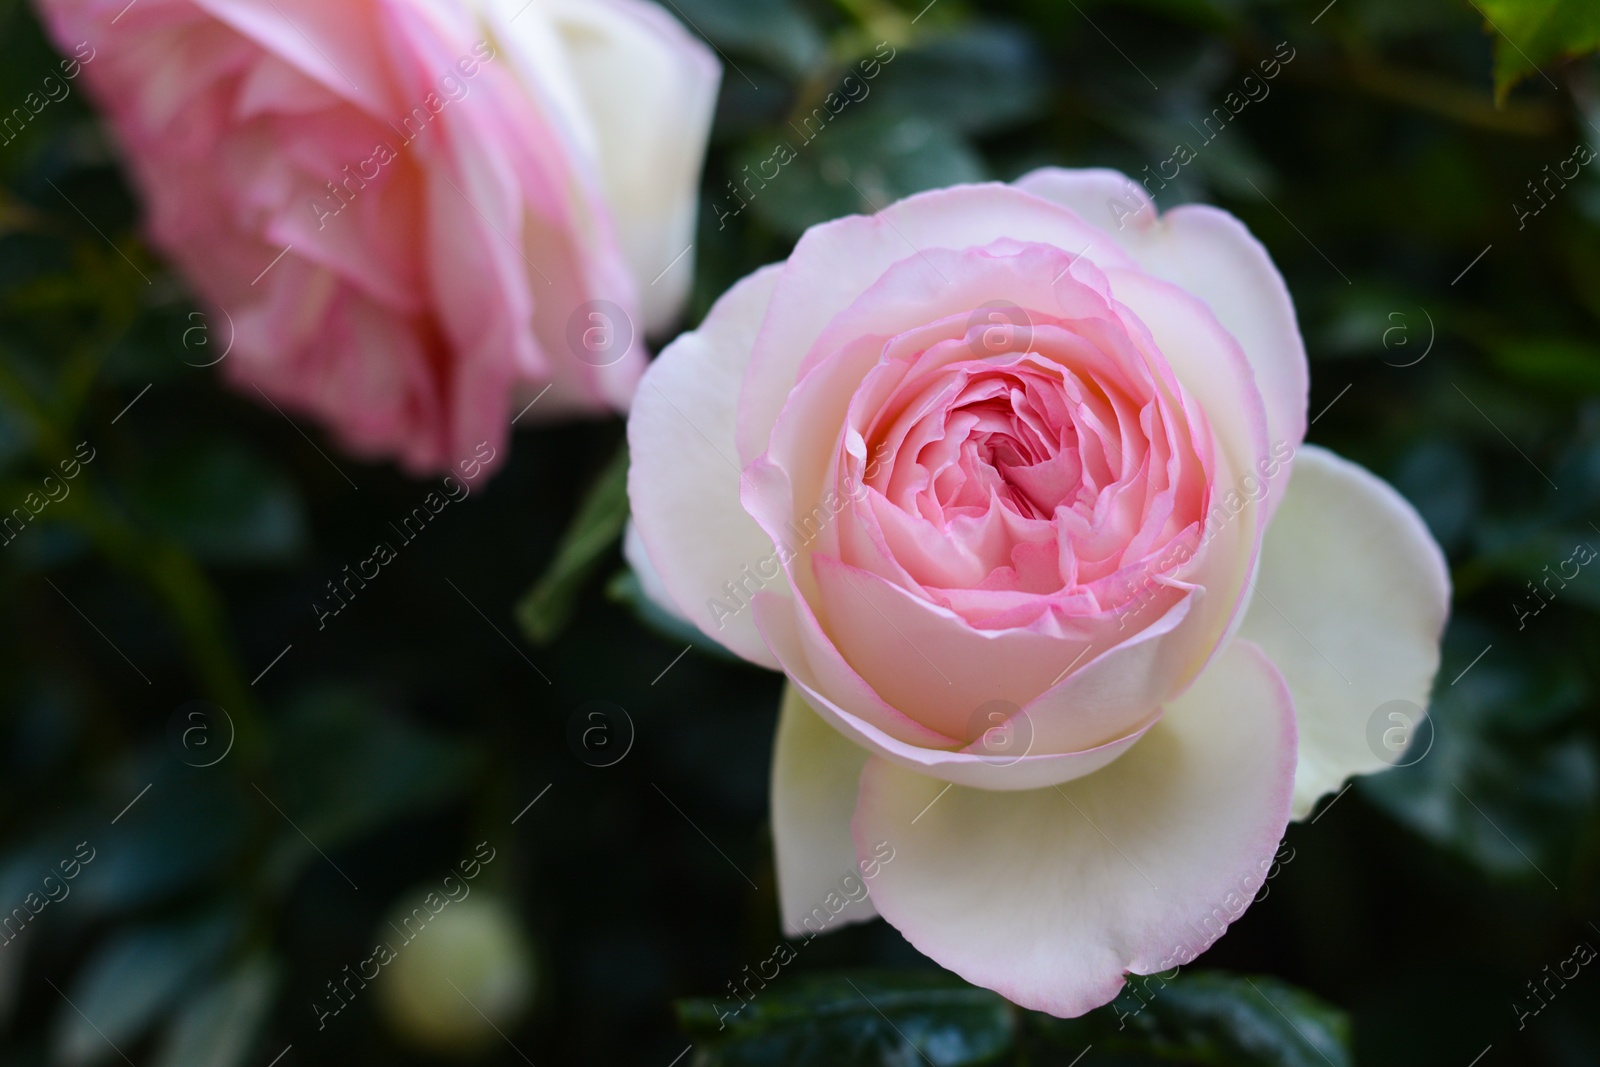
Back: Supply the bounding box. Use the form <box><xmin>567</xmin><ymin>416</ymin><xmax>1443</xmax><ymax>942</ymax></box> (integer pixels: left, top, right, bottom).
<box><xmin>627</xmin><ymin>169</ymin><xmax>1450</xmax><ymax>1015</ymax></box>
<box><xmin>38</xmin><ymin>0</ymin><xmax>718</xmax><ymax>473</ymax></box>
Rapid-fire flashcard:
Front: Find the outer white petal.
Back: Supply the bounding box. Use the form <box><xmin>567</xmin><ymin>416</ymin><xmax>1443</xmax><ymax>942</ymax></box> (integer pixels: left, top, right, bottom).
<box><xmin>771</xmin><ymin>684</ymin><xmax>877</xmax><ymax>936</ymax></box>
<box><xmin>626</xmin><ymin>265</ymin><xmax>785</xmax><ymax>668</ymax></box>
<box><xmin>851</xmin><ymin>640</ymin><xmax>1296</xmax><ymax>1018</ymax></box>
<box><xmin>1236</xmin><ymin>445</ymin><xmax>1450</xmax><ymax>818</ymax></box>
<box><xmin>546</xmin><ymin>0</ymin><xmax>720</xmax><ymax>332</ymax></box>
<box><xmin>1014</xmin><ymin>167</ymin><xmax>1309</xmax><ymax>507</ymax></box>
<box><xmin>622</xmin><ymin>521</ymin><xmax>685</xmax><ymax>622</ymax></box>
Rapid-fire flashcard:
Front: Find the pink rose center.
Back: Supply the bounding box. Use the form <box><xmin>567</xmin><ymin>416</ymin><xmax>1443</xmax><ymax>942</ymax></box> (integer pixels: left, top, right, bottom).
<box><xmin>832</xmin><ymin>244</ymin><xmax>1215</xmax><ymax>633</ymax></box>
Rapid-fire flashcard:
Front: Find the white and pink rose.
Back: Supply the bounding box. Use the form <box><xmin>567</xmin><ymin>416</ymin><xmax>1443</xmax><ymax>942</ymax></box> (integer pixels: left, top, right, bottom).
<box><xmin>627</xmin><ymin>168</ymin><xmax>1450</xmax><ymax>1016</ymax></box>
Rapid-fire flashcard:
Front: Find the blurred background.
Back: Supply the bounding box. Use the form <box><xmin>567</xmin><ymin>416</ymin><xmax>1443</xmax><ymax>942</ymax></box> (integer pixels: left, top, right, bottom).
<box><xmin>3</xmin><ymin>0</ymin><xmax>1600</xmax><ymax>1064</ymax></box>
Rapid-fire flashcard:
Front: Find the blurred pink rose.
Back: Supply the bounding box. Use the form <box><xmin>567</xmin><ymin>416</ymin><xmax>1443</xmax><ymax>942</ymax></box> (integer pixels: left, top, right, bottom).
<box><xmin>38</xmin><ymin>0</ymin><xmax>718</xmax><ymax>473</ymax></box>
<box><xmin>627</xmin><ymin>169</ymin><xmax>1450</xmax><ymax>1015</ymax></box>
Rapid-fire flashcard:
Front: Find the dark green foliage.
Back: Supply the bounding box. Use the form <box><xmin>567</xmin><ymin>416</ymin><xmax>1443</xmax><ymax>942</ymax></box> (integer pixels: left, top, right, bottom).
<box><xmin>679</xmin><ymin>970</ymin><xmax>1016</xmax><ymax>1066</ymax></box>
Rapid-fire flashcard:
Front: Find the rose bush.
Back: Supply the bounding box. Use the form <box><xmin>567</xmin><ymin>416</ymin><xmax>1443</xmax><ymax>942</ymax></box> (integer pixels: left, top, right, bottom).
<box><xmin>627</xmin><ymin>168</ymin><xmax>1450</xmax><ymax>1016</ymax></box>
<box><xmin>37</xmin><ymin>0</ymin><xmax>718</xmax><ymax>473</ymax></box>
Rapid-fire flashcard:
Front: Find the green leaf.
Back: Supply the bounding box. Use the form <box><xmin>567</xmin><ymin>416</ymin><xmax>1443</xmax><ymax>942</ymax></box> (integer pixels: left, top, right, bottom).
<box><xmin>264</xmin><ymin>689</ymin><xmax>476</xmax><ymax>889</ymax></box>
<box><xmin>515</xmin><ymin>442</ymin><xmax>629</xmax><ymax>646</ymax></box>
<box><xmin>870</xmin><ymin>25</ymin><xmax>1050</xmax><ymax>134</ymax></box>
<box><xmin>1474</xmin><ymin>0</ymin><xmax>1600</xmax><ymax>102</ymax></box>
<box><xmin>53</xmin><ymin>909</ymin><xmax>240</xmax><ymax>1066</ymax></box>
<box><xmin>75</xmin><ymin>766</ymin><xmax>253</xmax><ymax>916</ymax></box>
<box><xmin>152</xmin><ymin>954</ymin><xmax>280</xmax><ymax>1067</ymax></box>
<box><xmin>664</xmin><ymin>0</ymin><xmax>825</xmax><ymax>77</ymax></box>
<box><xmin>677</xmin><ymin>969</ymin><xmax>1016</xmax><ymax>1067</ymax></box>
<box><xmin>1030</xmin><ymin>970</ymin><xmax>1353</xmax><ymax>1067</ymax></box>
<box><xmin>730</xmin><ymin>113</ymin><xmax>985</xmax><ymax>237</ymax></box>
<box><xmin>128</xmin><ymin>442</ymin><xmax>307</xmax><ymax>565</ymax></box>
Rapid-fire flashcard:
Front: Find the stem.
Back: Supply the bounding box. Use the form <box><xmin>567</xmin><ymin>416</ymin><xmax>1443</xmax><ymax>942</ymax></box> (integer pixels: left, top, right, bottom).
<box><xmin>1288</xmin><ymin>40</ymin><xmax>1565</xmax><ymax>138</ymax></box>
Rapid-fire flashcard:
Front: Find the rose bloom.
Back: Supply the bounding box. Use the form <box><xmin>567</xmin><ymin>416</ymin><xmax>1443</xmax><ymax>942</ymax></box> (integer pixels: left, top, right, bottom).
<box><xmin>38</xmin><ymin>0</ymin><xmax>718</xmax><ymax>473</ymax></box>
<box><xmin>627</xmin><ymin>169</ymin><xmax>1450</xmax><ymax>1015</ymax></box>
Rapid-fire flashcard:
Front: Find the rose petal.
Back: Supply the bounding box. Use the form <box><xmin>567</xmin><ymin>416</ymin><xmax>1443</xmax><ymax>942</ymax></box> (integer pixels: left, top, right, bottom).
<box><xmin>1099</xmin><ymin>268</ymin><xmax>1273</xmax><ymax>680</ymax></box>
<box><xmin>1236</xmin><ymin>445</ymin><xmax>1450</xmax><ymax>818</ymax></box>
<box><xmin>542</xmin><ymin>0</ymin><xmax>720</xmax><ymax>332</ymax></box>
<box><xmin>627</xmin><ymin>265</ymin><xmax>785</xmax><ymax>668</ymax></box>
<box><xmin>189</xmin><ymin>0</ymin><xmax>395</xmax><ymax>114</ymax></box>
<box><xmin>851</xmin><ymin>639</ymin><xmax>1295</xmax><ymax>1017</ymax></box>
<box><xmin>809</xmin><ymin>553</ymin><xmax>1167</xmax><ymax>752</ymax></box>
<box><xmin>622</xmin><ymin>521</ymin><xmax>681</xmax><ymax>622</ymax></box>
<box><xmin>736</xmin><ymin>184</ymin><xmax>1132</xmax><ymax>465</ymax></box>
<box><xmin>755</xmin><ymin>591</ymin><xmax>1158</xmax><ymax>790</ymax></box>
<box><xmin>771</xmin><ymin>683</ymin><xmax>878</xmax><ymax>936</ymax></box>
<box><xmin>1014</xmin><ymin>167</ymin><xmax>1308</xmax><ymax>510</ymax></box>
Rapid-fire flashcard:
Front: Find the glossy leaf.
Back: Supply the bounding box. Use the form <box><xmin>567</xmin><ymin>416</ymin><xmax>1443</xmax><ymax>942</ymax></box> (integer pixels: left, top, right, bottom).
<box><xmin>52</xmin><ymin>909</ymin><xmax>240</xmax><ymax>1066</ymax></box>
<box><xmin>1029</xmin><ymin>971</ymin><xmax>1353</xmax><ymax>1067</ymax></box>
<box><xmin>1474</xmin><ymin>0</ymin><xmax>1600</xmax><ymax>101</ymax></box>
<box><xmin>74</xmin><ymin>769</ymin><xmax>253</xmax><ymax>916</ymax></box>
<box><xmin>151</xmin><ymin>954</ymin><xmax>280</xmax><ymax>1067</ymax></box>
<box><xmin>678</xmin><ymin>970</ymin><xmax>1016</xmax><ymax>1067</ymax></box>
